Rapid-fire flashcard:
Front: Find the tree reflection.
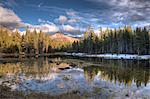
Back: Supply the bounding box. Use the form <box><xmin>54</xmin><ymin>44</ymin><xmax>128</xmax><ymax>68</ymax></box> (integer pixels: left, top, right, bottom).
<box><xmin>0</xmin><ymin>58</ymin><xmax>52</xmax><ymax>80</ymax></box>
<box><xmin>0</xmin><ymin>58</ymin><xmax>149</xmax><ymax>88</ymax></box>
<box><xmin>83</xmin><ymin>60</ymin><xmax>150</xmax><ymax>87</ymax></box>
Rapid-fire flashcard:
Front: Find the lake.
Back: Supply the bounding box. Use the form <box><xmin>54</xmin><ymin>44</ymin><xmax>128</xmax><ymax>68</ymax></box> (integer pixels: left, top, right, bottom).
<box><xmin>0</xmin><ymin>55</ymin><xmax>150</xmax><ymax>99</ymax></box>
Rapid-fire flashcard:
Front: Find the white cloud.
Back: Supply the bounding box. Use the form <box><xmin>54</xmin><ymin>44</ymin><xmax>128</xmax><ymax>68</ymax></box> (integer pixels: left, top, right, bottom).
<box><xmin>87</xmin><ymin>0</ymin><xmax>149</xmax><ymax>8</ymax></box>
<box><xmin>38</xmin><ymin>18</ymin><xmax>54</xmax><ymax>25</ymax></box>
<box><xmin>66</xmin><ymin>10</ymin><xmax>76</xmax><ymax>16</ymax></box>
<box><xmin>58</xmin><ymin>15</ymin><xmax>67</xmax><ymax>24</ymax></box>
<box><xmin>38</xmin><ymin>18</ymin><xmax>45</xmax><ymax>23</ymax></box>
<box><xmin>0</xmin><ymin>6</ymin><xmax>23</xmax><ymax>28</ymax></box>
<box><xmin>68</xmin><ymin>19</ymin><xmax>78</xmax><ymax>23</ymax></box>
<box><xmin>65</xmin><ymin>33</ymin><xmax>84</xmax><ymax>38</ymax></box>
<box><xmin>26</xmin><ymin>23</ymin><xmax>59</xmax><ymax>33</ymax></box>
<box><xmin>62</xmin><ymin>25</ymin><xmax>86</xmax><ymax>34</ymax></box>
<box><xmin>132</xmin><ymin>22</ymin><xmax>150</xmax><ymax>28</ymax></box>
<box><xmin>110</xmin><ymin>0</ymin><xmax>150</xmax><ymax>9</ymax></box>
<box><xmin>63</xmin><ymin>25</ymin><xmax>75</xmax><ymax>32</ymax></box>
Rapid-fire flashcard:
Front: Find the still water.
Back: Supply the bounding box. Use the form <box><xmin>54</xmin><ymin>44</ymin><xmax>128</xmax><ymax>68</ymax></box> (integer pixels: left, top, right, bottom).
<box><xmin>0</xmin><ymin>56</ymin><xmax>150</xmax><ymax>99</ymax></box>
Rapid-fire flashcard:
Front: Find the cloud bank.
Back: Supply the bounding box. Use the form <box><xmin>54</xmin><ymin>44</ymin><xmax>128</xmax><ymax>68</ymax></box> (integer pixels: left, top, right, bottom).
<box><xmin>0</xmin><ymin>6</ymin><xmax>24</xmax><ymax>29</ymax></box>
<box><xmin>86</xmin><ymin>0</ymin><xmax>150</xmax><ymax>26</ymax></box>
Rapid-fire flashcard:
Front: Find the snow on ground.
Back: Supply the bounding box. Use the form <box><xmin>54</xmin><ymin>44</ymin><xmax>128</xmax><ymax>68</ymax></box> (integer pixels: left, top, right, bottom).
<box><xmin>64</xmin><ymin>52</ymin><xmax>150</xmax><ymax>60</ymax></box>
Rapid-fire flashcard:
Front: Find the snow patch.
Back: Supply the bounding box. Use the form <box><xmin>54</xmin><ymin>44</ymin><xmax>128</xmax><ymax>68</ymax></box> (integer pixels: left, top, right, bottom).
<box><xmin>64</xmin><ymin>53</ymin><xmax>150</xmax><ymax>60</ymax></box>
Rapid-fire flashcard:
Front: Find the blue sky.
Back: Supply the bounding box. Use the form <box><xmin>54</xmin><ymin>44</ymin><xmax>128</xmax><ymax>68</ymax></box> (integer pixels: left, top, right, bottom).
<box><xmin>0</xmin><ymin>0</ymin><xmax>150</xmax><ymax>36</ymax></box>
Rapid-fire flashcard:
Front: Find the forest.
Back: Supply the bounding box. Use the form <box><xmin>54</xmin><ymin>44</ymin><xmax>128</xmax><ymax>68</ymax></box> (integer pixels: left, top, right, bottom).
<box><xmin>71</xmin><ymin>26</ymin><xmax>150</xmax><ymax>55</ymax></box>
<box><xmin>0</xmin><ymin>28</ymin><xmax>70</xmax><ymax>55</ymax></box>
<box><xmin>0</xmin><ymin>26</ymin><xmax>150</xmax><ymax>55</ymax></box>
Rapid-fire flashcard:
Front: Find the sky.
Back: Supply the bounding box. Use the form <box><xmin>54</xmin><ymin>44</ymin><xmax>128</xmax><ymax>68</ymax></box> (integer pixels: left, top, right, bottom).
<box><xmin>0</xmin><ymin>0</ymin><xmax>150</xmax><ymax>36</ymax></box>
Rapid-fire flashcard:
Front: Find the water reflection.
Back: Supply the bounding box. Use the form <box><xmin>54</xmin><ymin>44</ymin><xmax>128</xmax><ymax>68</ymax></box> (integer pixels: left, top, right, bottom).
<box><xmin>0</xmin><ymin>57</ymin><xmax>150</xmax><ymax>95</ymax></box>
<box><xmin>83</xmin><ymin>60</ymin><xmax>150</xmax><ymax>87</ymax></box>
<box><xmin>0</xmin><ymin>58</ymin><xmax>150</xmax><ymax>85</ymax></box>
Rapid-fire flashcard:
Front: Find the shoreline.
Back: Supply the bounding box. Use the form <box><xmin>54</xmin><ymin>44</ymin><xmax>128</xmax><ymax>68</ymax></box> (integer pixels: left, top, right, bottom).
<box><xmin>0</xmin><ymin>52</ymin><xmax>150</xmax><ymax>60</ymax></box>
<box><xmin>0</xmin><ymin>53</ymin><xmax>64</xmax><ymax>58</ymax></box>
<box><xmin>63</xmin><ymin>52</ymin><xmax>150</xmax><ymax>60</ymax></box>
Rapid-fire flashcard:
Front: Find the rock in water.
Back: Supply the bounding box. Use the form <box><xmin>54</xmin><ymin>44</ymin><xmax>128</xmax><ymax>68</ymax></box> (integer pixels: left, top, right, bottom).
<box><xmin>57</xmin><ymin>83</ymin><xmax>65</xmax><ymax>89</ymax></box>
<box><xmin>50</xmin><ymin>63</ymin><xmax>71</xmax><ymax>72</ymax></box>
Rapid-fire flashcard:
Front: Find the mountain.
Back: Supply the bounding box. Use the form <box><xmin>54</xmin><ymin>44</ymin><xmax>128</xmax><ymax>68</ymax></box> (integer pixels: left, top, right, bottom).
<box><xmin>50</xmin><ymin>33</ymin><xmax>79</xmax><ymax>43</ymax></box>
<box><xmin>0</xmin><ymin>27</ymin><xmax>80</xmax><ymax>43</ymax></box>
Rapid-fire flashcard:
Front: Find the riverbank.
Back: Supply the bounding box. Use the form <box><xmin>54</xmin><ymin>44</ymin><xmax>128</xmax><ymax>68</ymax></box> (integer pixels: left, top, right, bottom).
<box><xmin>64</xmin><ymin>52</ymin><xmax>150</xmax><ymax>60</ymax></box>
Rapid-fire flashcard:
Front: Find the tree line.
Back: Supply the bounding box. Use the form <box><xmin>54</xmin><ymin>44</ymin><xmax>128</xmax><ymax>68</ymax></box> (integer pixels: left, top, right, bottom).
<box><xmin>0</xmin><ymin>28</ymin><xmax>70</xmax><ymax>55</ymax></box>
<box><xmin>70</xmin><ymin>26</ymin><xmax>150</xmax><ymax>55</ymax></box>
<box><xmin>0</xmin><ymin>26</ymin><xmax>150</xmax><ymax>55</ymax></box>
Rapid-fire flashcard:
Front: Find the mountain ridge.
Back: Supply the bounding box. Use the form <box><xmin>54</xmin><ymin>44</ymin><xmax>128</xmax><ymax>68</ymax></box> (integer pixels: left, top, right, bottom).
<box><xmin>50</xmin><ymin>32</ymin><xmax>79</xmax><ymax>43</ymax></box>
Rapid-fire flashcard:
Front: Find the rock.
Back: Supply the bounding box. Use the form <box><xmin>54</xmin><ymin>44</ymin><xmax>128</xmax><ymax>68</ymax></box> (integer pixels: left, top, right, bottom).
<box><xmin>62</xmin><ymin>75</ymin><xmax>72</xmax><ymax>81</ymax></box>
<box><xmin>57</xmin><ymin>83</ymin><xmax>65</xmax><ymax>89</ymax></box>
<box><xmin>125</xmin><ymin>94</ymin><xmax>129</xmax><ymax>97</ymax></box>
<box><xmin>0</xmin><ymin>75</ymin><xmax>3</xmax><ymax>78</ymax></box>
<box><xmin>69</xmin><ymin>63</ymin><xmax>77</xmax><ymax>67</ymax></box>
<box><xmin>51</xmin><ymin>67</ymin><xmax>61</xmax><ymax>72</ymax></box>
<box><xmin>59</xmin><ymin>67</ymin><xmax>70</xmax><ymax>70</ymax></box>
<box><xmin>51</xmin><ymin>63</ymin><xmax>71</xmax><ymax>72</ymax></box>
<box><xmin>49</xmin><ymin>60</ymin><xmax>53</xmax><ymax>63</ymax></box>
<box><xmin>56</xmin><ymin>62</ymin><xmax>60</xmax><ymax>65</ymax></box>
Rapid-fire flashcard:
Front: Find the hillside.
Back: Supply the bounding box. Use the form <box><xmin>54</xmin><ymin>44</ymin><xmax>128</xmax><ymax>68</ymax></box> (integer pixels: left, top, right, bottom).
<box><xmin>50</xmin><ymin>33</ymin><xmax>79</xmax><ymax>43</ymax></box>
